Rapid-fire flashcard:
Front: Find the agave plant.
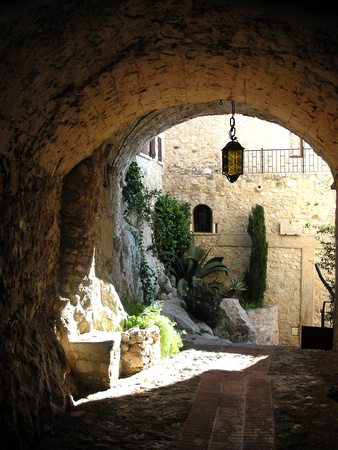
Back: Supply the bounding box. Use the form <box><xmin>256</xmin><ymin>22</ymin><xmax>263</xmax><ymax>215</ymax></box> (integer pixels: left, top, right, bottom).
<box><xmin>224</xmin><ymin>278</ymin><xmax>247</xmax><ymax>298</ymax></box>
<box><xmin>172</xmin><ymin>236</ymin><xmax>230</xmax><ymax>294</ymax></box>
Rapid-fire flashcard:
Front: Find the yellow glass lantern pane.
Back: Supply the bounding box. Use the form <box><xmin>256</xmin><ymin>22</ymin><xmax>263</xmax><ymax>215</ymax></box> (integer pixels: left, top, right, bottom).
<box><xmin>228</xmin><ymin>149</ymin><xmax>243</xmax><ymax>174</ymax></box>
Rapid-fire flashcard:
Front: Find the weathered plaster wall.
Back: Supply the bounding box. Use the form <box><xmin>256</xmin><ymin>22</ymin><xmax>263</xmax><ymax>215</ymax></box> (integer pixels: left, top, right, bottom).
<box><xmin>0</xmin><ymin>0</ymin><xmax>337</xmax><ymax>446</ymax></box>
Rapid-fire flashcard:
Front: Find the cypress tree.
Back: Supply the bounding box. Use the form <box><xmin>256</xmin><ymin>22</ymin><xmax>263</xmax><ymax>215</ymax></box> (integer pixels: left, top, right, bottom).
<box><xmin>244</xmin><ymin>204</ymin><xmax>268</xmax><ymax>307</ymax></box>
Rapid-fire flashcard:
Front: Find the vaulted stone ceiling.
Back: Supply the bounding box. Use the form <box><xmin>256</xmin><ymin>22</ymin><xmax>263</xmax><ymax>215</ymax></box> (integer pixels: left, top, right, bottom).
<box><xmin>1</xmin><ymin>0</ymin><xmax>337</xmax><ymax>176</ymax></box>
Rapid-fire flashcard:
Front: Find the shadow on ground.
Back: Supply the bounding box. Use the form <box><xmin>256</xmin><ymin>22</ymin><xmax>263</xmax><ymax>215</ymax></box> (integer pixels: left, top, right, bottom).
<box><xmin>41</xmin><ymin>345</ymin><xmax>338</xmax><ymax>449</ymax></box>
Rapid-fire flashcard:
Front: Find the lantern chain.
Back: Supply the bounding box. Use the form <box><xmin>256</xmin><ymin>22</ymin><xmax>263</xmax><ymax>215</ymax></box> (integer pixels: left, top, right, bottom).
<box><xmin>229</xmin><ymin>101</ymin><xmax>237</xmax><ymax>141</ymax></box>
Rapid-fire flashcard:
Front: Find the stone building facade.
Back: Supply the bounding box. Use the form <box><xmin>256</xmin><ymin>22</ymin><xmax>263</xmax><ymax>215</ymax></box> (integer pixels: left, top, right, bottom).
<box><xmin>160</xmin><ymin>115</ymin><xmax>335</xmax><ymax>345</ymax></box>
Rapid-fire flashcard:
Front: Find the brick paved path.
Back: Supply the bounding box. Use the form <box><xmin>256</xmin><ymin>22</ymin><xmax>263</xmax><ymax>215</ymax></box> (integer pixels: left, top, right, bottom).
<box><xmin>177</xmin><ymin>348</ymin><xmax>274</xmax><ymax>449</ymax></box>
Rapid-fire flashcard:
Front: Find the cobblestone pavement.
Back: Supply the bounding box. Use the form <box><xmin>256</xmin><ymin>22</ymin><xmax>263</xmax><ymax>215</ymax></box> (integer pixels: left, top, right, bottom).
<box><xmin>41</xmin><ymin>342</ymin><xmax>338</xmax><ymax>449</ymax></box>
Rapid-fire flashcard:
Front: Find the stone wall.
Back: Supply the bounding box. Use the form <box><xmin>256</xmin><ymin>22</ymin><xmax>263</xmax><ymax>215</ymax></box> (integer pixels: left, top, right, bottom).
<box><xmin>247</xmin><ymin>305</ymin><xmax>279</xmax><ymax>346</ymax></box>
<box><xmin>162</xmin><ymin>116</ymin><xmax>336</xmax><ymax>345</ymax></box>
<box><xmin>120</xmin><ymin>326</ymin><xmax>161</xmax><ymax>378</ymax></box>
<box><xmin>0</xmin><ymin>156</ymin><xmax>70</xmax><ymax>444</ymax></box>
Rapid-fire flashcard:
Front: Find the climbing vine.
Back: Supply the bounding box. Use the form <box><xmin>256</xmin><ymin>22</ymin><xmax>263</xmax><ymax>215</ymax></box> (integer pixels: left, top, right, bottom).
<box><xmin>129</xmin><ymin>227</ymin><xmax>155</xmax><ymax>306</ymax></box>
<box><xmin>123</xmin><ymin>160</ymin><xmax>159</xmax><ymax>304</ymax></box>
<box><xmin>122</xmin><ymin>160</ymin><xmax>159</xmax><ymax>225</ymax></box>
<box><xmin>123</xmin><ymin>160</ymin><xmax>192</xmax><ymax>297</ymax></box>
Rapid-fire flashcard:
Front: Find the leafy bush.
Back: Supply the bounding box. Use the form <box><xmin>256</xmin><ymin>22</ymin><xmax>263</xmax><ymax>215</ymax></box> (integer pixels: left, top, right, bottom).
<box><xmin>125</xmin><ymin>302</ymin><xmax>184</xmax><ymax>358</ymax></box>
<box><xmin>173</xmin><ymin>235</ymin><xmax>230</xmax><ymax>294</ymax></box>
<box><xmin>150</xmin><ymin>193</ymin><xmax>191</xmax><ymax>273</ymax></box>
<box><xmin>244</xmin><ymin>204</ymin><xmax>268</xmax><ymax>307</ymax></box>
<box><xmin>305</xmin><ymin>222</ymin><xmax>335</xmax><ymax>326</ymax></box>
<box><xmin>183</xmin><ymin>282</ymin><xmax>223</xmax><ymax>328</ymax></box>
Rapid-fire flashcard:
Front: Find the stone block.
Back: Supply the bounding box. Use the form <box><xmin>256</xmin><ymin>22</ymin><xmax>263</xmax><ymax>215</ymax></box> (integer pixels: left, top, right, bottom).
<box><xmin>246</xmin><ymin>305</ymin><xmax>279</xmax><ymax>345</ymax></box>
<box><xmin>61</xmin><ymin>333</ymin><xmax>121</xmax><ymax>399</ymax></box>
<box><xmin>214</xmin><ymin>298</ymin><xmax>257</xmax><ymax>344</ymax></box>
<box><xmin>120</xmin><ymin>326</ymin><xmax>161</xmax><ymax>377</ymax></box>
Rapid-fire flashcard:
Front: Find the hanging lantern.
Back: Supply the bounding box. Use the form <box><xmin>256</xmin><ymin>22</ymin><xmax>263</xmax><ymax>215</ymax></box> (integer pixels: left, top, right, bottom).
<box><xmin>221</xmin><ymin>101</ymin><xmax>244</xmax><ymax>183</ymax></box>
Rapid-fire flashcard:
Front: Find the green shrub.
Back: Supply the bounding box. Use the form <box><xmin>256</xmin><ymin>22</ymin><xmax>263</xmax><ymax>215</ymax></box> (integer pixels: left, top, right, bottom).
<box><xmin>304</xmin><ymin>222</ymin><xmax>335</xmax><ymax>326</ymax></box>
<box><xmin>173</xmin><ymin>235</ymin><xmax>230</xmax><ymax>294</ymax></box>
<box><xmin>183</xmin><ymin>282</ymin><xmax>223</xmax><ymax>328</ymax></box>
<box><xmin>125</xmin><ymin>302</ymin><xmax>184</xmax><ymax>358</ymax></box>
<box><xmin>150</xmin><ymin>193</ymin><xmax>191</xmax><ymax>273</ymax></box>
<box><xmin>244</xmin><ymin>204</ymin><xmax>268</xmax><ymax>307</ymax></box>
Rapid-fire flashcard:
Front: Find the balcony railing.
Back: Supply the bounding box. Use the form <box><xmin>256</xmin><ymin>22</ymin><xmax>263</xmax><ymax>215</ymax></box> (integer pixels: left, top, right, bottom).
<box><xmin>244</xmin><ymin>147</ymin><xmax>329</xmax><ymax>174</ymax></box>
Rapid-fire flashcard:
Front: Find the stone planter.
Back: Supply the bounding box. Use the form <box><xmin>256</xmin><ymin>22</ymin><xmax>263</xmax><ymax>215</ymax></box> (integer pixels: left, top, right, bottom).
<box><xmin>301</xmin><ymin>326</ymin><xmax>333</xmax><ymax>350</ymax></box>
<box><xmin>120</xmin><ymin>326</ymin><xmax>161</xmax><ymax>377</ymax></box>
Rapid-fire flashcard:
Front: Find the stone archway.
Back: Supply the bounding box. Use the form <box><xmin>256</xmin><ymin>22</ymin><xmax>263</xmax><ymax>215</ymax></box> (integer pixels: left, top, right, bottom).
<box><xmin>0</xmin><ymin>0</ymin><xmax>337</xmax><ymax>446</ymax></box>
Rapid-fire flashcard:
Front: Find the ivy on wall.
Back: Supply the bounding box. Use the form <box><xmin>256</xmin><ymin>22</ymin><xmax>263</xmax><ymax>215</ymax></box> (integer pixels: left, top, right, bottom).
<box><xmin>123</xmin><ymin>160</ymin><xmax>191</xmax><ymax>301</ymax></box>
<box><xmin>122</xmin><ymin>160</ymin><xmax>159</xmax><ymax>225</ymax></box>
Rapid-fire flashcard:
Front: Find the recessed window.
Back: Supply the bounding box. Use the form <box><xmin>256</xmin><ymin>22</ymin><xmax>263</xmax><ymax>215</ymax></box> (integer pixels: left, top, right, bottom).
<box><xmin>149</xmin><ymin>137</ymin><xmax>163</xmax><ymax>160</ymax></box>
<box><xmin>194</xmin><ymin>204</ymin><xmax>212</xmax><ymax>233</ymax></box>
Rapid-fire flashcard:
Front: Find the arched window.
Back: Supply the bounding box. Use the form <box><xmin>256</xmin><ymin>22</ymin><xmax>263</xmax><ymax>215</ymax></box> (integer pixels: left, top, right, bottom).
<box><xmin>194</xmin><ymin>204</ymin><xmax>212</xmax><ymax>233</ymax></box>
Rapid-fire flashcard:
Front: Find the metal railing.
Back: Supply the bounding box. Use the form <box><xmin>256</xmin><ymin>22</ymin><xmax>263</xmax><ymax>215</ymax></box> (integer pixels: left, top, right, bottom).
<box><xmin>244</xmin><ymin>147</ymin><xmax>330</xmax><ymax>174</ymax></box>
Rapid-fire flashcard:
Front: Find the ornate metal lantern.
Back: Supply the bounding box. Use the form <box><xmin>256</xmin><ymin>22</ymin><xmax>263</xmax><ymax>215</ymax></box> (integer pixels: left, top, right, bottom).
<box><xmin>222</xmin><ymin>102</ymin><xmax>244</xmax><ymax>183</ymax></box>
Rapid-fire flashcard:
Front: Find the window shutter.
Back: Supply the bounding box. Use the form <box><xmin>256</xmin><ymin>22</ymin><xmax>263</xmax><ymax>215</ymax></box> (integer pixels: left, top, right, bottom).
<box><xmin>149</xmin><ymin>138</ymin><xmax>156</xmax><ymax>158</ymax></box>
<box><xmin>157</xmin><ymin>137</ymin><xmax>162</xmax><ymax>162</ymax></box>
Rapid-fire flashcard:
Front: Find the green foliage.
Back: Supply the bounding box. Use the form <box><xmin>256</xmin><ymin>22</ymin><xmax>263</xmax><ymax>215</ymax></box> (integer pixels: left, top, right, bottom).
<box><xmin>244</xmin><ymin>204</ymin><xmax>268</xmax><ymax>308</ymax></box>
<box><xmin>129</xmin><ymin>227</ymin><xmax>155</xmax><ymax>306</ymax></box>
<box><xmin>312</xmin><ymin>223</ymin><xmax>335</xmax><ymax>295</ymax></box>
<box><xmin>224</xmin><ymin>278</ymin><xmax>247</xmax><ymax>298</ymax></box>
<box><xmin>183</xmin><ymin>282</ymin><xmax>223</xmax><ymax>328</ymax></box>
<box><xmin>173</xmin><ymin>235</ymin><xmax>230</xmax><ymax>294</ymax></box>
<box><xmin>122</xmin><ymin>160</ymin><xmax>159</xmax><ymax>224</ymax></box>
<box><xmin>106</xmin><ymin>317</ymin><xmax>123</xmax><ymax>332</ymax></box>
<box><xmin>120</xmin><ymin>295</ymin><xmax>144</xmax><ymax>317</ymax></box>
<box><xmin>122</xmin><ymin>161</ymin><xmax>159</xmax><ymax>305</ymax></box>
<box><xmin>304</xmin><ymin>222</ymin><xmax>335</xmax><ymax>325</ymax></box>
<box><xmin>150</xmin><ymin>193</ymin><xmax>191</xmax><ymax>273</ymax></box>
<box><xmin>125</xmin><ymin>302</ymin><xmax>184</xmax><ymax>358</ymax></box>
<box><xmin>240</xmin><ymin>300</ymin><xmax>262</xmax><ymax>310</ymax></box>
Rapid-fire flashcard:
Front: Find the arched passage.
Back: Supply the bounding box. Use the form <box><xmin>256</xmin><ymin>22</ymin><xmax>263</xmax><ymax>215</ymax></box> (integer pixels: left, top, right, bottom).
<box><xmin>0</xmin><ymin>0</ymin><xmax>337</xmax><ymax>446</ymax></box>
